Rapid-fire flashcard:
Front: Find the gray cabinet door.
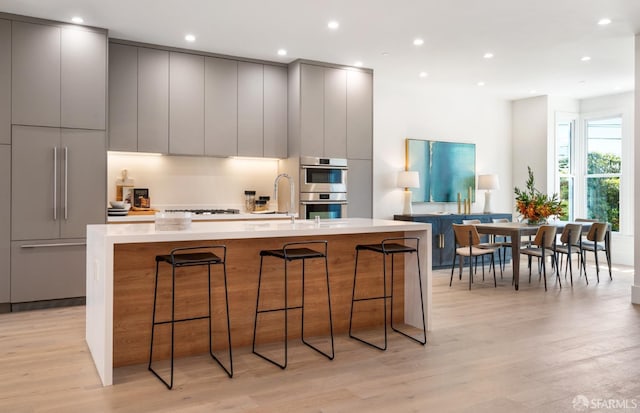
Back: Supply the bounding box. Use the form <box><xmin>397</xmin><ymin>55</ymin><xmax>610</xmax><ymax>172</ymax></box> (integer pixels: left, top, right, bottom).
<box><xmin>346</xmin><ymin>70</ymin><xmax>373</xmax><ymax>160</ymax></box>
<box><xmin>61</xmin><ymin>27</ymin><xmax>106</xmax><ymax>130</ymax></box>
<box><xmin>0</xmin><ymin>145</ymin><xmax>9</xmax><ymax>303</ymax></box>
<box><xmin>238</xmin><ymin>62</ymin><xmax>264</xmax><ymax>156</ymax></box>
<box><xmin>60</xmin><ymin>129</ymin><xmax>106</xmax><ymax>239</ymax></box>
<box><xmin>11</xmin><ymin>126</ymin><xmax>61</xmax><ymax>240</ymax></box>
<box><xmin>324</xmin><ymin>68</ymin><xmax>347</xmax><ymax>158</ymax></box>
<box><xmin>11</xmin><ymin>21</ymin><xmax>61</xmax><ymax>127</ymax></box>
<box><xmin>0</xmin><ymin>19</ymin><xmax>10</xmax><ymax>145</ymax></box>
<box><xmin>204</xmin><ymin>57</ymin><xmax>237</xmax><ymax>157</ymax></box>
<box><xmin>138</xmin><ymin>47</ymin><xmax>169</xmax><ymax>154</ymax></box>
<box><xmin>263</xmin><ymin>65</ymin><xmax>287</xmax><ymax>158</ymax></box>
<box><xmin>169</xmin><ymin>52</ymin><xmax>205</xmax><ymax>155</ymax></box>
<box><xmin>347</xmin><ymin>159</ymin><xmax>372</xmax><ymax>218</ymax></box>
<box><xmin>300</xmin><ymin>64</ymin><xmax>324</xmax><ymax>157</ymax></box>
<box><xmin>108</xmin><ymin>43</ymin><xmax>138</xmax><ymax>151</ymax></box>
<box><xmin>11</xmin><ymin>239</ymin><xmax>86</xmax><ymax>302</ymax></box>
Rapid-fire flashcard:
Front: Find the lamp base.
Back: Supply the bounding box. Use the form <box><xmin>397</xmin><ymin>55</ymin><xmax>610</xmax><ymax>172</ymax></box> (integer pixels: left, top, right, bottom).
<box><xmin>402</xmin><ymin>190</ymin><xmax>413</xmax><ymax>215</ymax></box>
<box><xmin>483</xmin><ymin>191</ymin><xmax>492</xmax><ymax>214</ymax></box>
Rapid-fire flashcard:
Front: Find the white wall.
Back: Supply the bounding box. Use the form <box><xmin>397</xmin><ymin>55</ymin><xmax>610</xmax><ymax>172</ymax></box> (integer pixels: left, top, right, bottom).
<box><xmin>511</xmin><ymin>96</ymin><xmax>549</xmax><ymax>196</ymax></box>
<box><xmin>373</xmin><ymin>78</ymin><xmax>512</xmax><ymax>219</ymax></box>
<box><xmin>633</xmin><ymin>33</ymin><xmax>640</xmax><ymax>304</ymax></box>
<box><xmin>107</xmin><ymin>153</ymin><xmax>279</xmax><ymax>210</ymax></box>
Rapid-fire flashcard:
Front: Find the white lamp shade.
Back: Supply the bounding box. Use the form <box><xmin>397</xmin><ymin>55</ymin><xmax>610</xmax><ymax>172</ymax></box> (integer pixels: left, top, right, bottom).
<box><xmin>477</xmin><ymin>174</ymin><xmax>500</xmax><ymax>190</ymax></box>
<box><xmin>397</xmin><ymin>170</ymin><xmax>420</xmax><ymax>188</ymax></box>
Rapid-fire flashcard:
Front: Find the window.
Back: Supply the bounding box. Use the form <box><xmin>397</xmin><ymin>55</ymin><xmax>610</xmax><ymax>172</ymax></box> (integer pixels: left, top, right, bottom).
<box><xmin>556</xmin><ymin>119</ymin><xmax>575</xmax><ymax>221</ymax></box>
<box><xmin>585</xmin><ymin>117</ymin><xmax>621</xmax><ymax>231</ymax></box>
<box><xmin>555</xmin><ymin>115</ymin><xmax>622</xmax><ymax>232</ymax></box>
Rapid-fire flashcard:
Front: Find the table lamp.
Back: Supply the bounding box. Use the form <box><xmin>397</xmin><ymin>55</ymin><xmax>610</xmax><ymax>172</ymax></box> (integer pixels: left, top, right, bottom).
<box><xmin>397</xmin><ymin>170</ymin><xmax>420</xmax><ymax>215</ymax></box>
<box><xmin>477</xmin><ymin>174</ymin><xmax>499</xmax><ymax>213</ymax></box>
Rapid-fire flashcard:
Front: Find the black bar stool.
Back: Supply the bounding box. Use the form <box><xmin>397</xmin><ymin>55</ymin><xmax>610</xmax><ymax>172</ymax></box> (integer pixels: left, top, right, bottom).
<box><xmin>349</xmin><ymin>237</ymin><xmax>427</xmax><ymax>350</ymax></box>
<box><xmin>149</xmin><ymin>245</ymin><xmax>233</xmax><ymax>389</ymax></box>
<box><xmin>252</xmin><ymin>241</ymin><xmax>334</xmax><ymax>369</ymax></box>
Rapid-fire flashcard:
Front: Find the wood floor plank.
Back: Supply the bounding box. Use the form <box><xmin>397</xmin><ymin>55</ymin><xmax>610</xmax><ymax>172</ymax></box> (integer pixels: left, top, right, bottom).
<box><xmin>0</xmin><ymin>263</ymin><xmax>638</xmax><ymax>412</ymax></box>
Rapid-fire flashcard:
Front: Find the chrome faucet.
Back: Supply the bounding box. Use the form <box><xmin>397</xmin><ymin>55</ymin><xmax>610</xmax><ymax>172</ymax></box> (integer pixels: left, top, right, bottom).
<box><xmin>274</xmin><ymin>173</ymin><xmax>295</xmax><ymax>219</ymax></box>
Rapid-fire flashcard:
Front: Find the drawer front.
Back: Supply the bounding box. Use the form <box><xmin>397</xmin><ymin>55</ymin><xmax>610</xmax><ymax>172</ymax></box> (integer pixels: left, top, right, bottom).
<box><xmin>11</xmin><ymin>239</ymin><xmax>86</xmax><ymax>302</ymax></box>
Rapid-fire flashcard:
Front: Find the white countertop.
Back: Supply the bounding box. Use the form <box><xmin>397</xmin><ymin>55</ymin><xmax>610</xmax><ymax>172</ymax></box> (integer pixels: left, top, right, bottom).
<box><xmin>107</xmin><ymin>212</ymin><xmax>293</xmax><ymax>223</ymax></box>
<box><xmin>89</xmin><ymin>218</ymin><xmax>431</xmax><ymax>244</ymax></box>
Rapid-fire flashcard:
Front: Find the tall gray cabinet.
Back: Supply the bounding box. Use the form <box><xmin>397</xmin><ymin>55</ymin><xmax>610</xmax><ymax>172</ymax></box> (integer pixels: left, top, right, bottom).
<box><xmin>288</xmin><ymin>60</ymin><xmax>373</xmax><ymax>218</ymax></box>
<box><xmin>4</xmin><ymin>15</ymin><xmax>107</xmax><ymax>309</ymax></box>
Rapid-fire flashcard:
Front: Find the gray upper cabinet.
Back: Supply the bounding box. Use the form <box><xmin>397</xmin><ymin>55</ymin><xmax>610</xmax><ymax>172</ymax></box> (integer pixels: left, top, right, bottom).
<box><xmin>204</xmin><ymin>57</ymin><xmax>237</xmax><ymax>157</ymax></box>
<box><xmin>324</xmin><ymin>68</ymin><xmax>347</xmax><ymax>158</ymax></box>
<box><xmin>11</xmin><ymin>21</ymin><xmax>61</xmax><ymax>127</ymax></box>
<box><xmin>0</xmin><ymin>19</ymin><xmax>10</xmax><ymax>144</ymax></box>
<box><xmin>238</xmin><ymin>61</ymin><xmax>264</xmax><ymax>157</ymax></box>
<box><xmin>346</xmin><ymin>70</ymin><xmax>373</xmax><ymax>159</ymax></box>
<box><xmin>169</xmin><ymin>52</ymin><xmax>205</xmax><ymax>155</ymax></box>
<box><xmin>0</xmin><ymin>145</ymin><xmax>9</xmax><ymax>303</ymax></box>
<box><xmin>300</xmin><ymin>64</ymin><xmax>324</xmax><ymax>157</ymax></box>
<box><xmin>263</xmin><ymin>65</ymin><xmax>287</xmax><ymax>158</ymax></box>
<box><xmin>108</xmin><ymin>43</ymin><xmax>138</xmax><ymax>151</ymax></box>
<box><xmin>60</xmin><ymin>129</ymin><xmax>106</xmax><ymax>239</ymax></box>
<box><xmin>61</xmin><ymin>27</ymin><xmax>106</xmax><ymax>130</ymax></box>
<box><xmin>347</xmin><ymin>159</ymin><xmax>373</xmax><ymax>218</ymax></box>
<box><xmin>11</xmin><ymin>125</ymin><xmax>105</xmax><ymax>241</ymax></box>
<box><xmin>138</xmin><ymin>47</ymin><xmax>169</xmax><ymax>154</ymax></box>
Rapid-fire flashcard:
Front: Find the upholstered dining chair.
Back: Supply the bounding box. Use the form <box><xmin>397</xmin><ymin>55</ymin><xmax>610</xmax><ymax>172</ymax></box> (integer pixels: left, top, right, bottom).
<box><xmin>519</xmin><ymin>225</ymin><xmax>558</xmax><ymax>291</ymax></box>
<box><xmin>554</xmin><ymin>223</ymin><xmax>586</xmax><ymax>286</ymax></box>
<box><xmin>450</xmin><ymin>224</ymin><xmax>500</xmax><ymax>290</ymax></box>
<box><xmin>580</xmin><ymin>222</ymin><xmax>612</xmax><ymax>282</ymax></box>
<box><xmin>462</xmin><ymin>219</ymin><xmax>503</xmax><ymax>278</ymax></box>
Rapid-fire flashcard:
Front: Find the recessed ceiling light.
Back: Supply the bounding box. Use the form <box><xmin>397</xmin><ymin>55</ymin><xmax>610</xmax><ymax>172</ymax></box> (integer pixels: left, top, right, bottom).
<box><xmin>381</xmin><ymin>52</ymin><xmax>390</xmax><ymax>56</ymax></box>
<box><xmin>413</xmin><ymin>38</ymin><xmax>424</xmax><ymax>46</ymax></box>
<box><xmin>71</xmin><ymin>16</ymin><xmax>84</xmax><ymax>24</ymax></box>
<box><xmin>529</xmin><ymin>90</ymin><xmax>537</xmax><ymax>94</ymax></box>
<box><xmin>614</xmin><ymin>86</ymin><xmax>622</xmax><ymax>90</ymax></box>
<box><xmin>419</xmin><ymin>72</ymin><xmax>428</xmax><ymax>78</ymax></box>
<box><xmin>477</xmin><ymin>81</ymin><xmax>485</xmax><ymax>87</ymax></box>
<box><xmin>277</xmin><ymin>49</ymin><xmax>287</xmax><ymax>56</ymax></box>
<box><xmin>581</xmin><ymin>56</ymin><xmax>591</xmax><ymax>62</ymax></box>
<box><xmin>185</xmin><ymin>34</ymin><xmax>196</xmax><ymax>42</ymax></box>
<box><xmin>354</xmin><ymin>61</ymin><xmax>363</xmax><ymax>67</ymax></box>
<box><xmin>328</xmin><ymin>20</ymin><xmax>339</xmax><ymax>30</ymax></box>
<box><xmin>598</xmin><ymin>18</ymin><xmax>612</xmax><ymax>25</ymax></box>
<box><xmin>483</xmin><ymin>52</ymin><xmax>494</xmax><ymax>59</ymax></box>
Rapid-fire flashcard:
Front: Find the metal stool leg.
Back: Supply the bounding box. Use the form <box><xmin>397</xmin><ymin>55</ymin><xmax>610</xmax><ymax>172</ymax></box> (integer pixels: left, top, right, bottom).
<box><xmin>390</xmin><ymin>249</ymin><xmax>427</xmax><ymax>345</ymax></box>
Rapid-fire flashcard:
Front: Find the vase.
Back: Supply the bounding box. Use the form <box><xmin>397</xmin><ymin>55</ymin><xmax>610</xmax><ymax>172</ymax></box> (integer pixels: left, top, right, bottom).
<box><xmin>526</xmin><ymin>217</ymin><xmax>547</xmax><ymax>225</ymax></box>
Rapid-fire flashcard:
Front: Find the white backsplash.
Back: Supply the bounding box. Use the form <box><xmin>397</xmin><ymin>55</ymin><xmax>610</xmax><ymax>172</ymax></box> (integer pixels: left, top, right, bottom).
<box><xmin>107</xmin><ymin>153</ymin><xmax>279</xmax><ymax>210</ymax></box>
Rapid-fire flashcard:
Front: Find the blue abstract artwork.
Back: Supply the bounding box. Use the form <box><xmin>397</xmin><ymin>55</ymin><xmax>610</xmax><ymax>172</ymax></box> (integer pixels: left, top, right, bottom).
<box><xmin>407</xmin><ymin>139</ymin><xmax>476</xmax><ymax>203</ymax></box>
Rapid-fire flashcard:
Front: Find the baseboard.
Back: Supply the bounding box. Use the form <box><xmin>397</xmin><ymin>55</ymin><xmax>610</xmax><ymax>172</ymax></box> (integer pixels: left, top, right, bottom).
<box><xmin>632</xmin><ymin>285</ymin><xmax>640</xmax><ymax>305</ymax></box>
<box><xmin>11</xmin><ymin>297</ymin><xmax>86</xmax><ymax>312</ymax></box>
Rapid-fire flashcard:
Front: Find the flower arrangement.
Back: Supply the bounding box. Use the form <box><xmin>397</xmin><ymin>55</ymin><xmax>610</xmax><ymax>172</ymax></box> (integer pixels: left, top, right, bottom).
<box><xmin>514</xmin><ymin>166</ymin><xmax>562</xmax><ymax>224</ymax></box>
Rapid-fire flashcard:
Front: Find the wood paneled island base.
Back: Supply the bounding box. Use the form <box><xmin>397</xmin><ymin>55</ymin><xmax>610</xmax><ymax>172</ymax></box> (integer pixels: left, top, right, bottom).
<box><xmin>86</xmin><ymin>218</ymin><xmax>431</xmax><ymax>385</ymax></box>
<box><xmin>114</xmin><ymin>232</ymin><xmax>407</xmax><ymax>367</ymax></box>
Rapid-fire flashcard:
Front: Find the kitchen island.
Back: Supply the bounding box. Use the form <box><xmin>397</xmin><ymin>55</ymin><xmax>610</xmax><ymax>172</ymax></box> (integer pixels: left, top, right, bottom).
<box><xmin>86</xmin><ymin>218</ymin><xmax>431</xmax><ymax>386</ymax></box>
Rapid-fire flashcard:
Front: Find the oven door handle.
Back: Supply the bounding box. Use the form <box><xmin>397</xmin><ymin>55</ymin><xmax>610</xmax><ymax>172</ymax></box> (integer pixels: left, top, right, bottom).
<box><xmin>300</xmin><ymin>201</ymin><xmax>348</xmax><ymax>205</ymax></box>
<box><xmin>300</xmin><ymin>165</ymin><xmax>348</xmax><ymax>171</ymax></box>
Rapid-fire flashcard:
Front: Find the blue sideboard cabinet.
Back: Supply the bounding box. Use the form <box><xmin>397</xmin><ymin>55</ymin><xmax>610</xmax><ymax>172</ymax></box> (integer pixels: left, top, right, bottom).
<box><xmin>394</xmin><ymin>213</ymin><xmax>512</xmax><ymax>269</ymax></box>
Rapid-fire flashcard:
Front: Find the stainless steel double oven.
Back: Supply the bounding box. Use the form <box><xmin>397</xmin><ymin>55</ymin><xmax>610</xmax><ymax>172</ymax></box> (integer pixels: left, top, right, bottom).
<box><xmin>299</xmin><ymin>156</ymin><xmax>348</xmax><ymax>220</ymax></box>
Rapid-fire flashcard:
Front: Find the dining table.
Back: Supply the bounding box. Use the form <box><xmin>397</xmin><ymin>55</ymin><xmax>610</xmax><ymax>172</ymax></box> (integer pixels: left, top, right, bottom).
<box><xmin>474</xmin><ymin>221</ymin><xmax>609</xmax><ymax>290</ymax></box>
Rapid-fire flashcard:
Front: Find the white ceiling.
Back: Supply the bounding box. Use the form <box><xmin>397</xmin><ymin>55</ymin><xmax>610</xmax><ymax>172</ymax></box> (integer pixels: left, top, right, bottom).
<box><xmin>2</xmin><ymin>0</ymin><xmax>640</xmax><ymax>100</ymax></box>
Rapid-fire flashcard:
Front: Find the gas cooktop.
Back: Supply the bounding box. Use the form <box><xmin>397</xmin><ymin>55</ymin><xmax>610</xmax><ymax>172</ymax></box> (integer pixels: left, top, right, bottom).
<box><xmin>165</xmin><ymin>208</ymin><xmax>240</xmax><ymax>215</ymax></box>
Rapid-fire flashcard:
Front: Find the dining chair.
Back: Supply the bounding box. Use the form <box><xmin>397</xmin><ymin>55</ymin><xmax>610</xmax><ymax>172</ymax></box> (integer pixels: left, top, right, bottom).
<box><xmin>462</xmin><ymin>219</ymin><xmax>503</xmax><ymax>278</ymax></box>
<box><xmin>580</xmin><ymin>222</ymin><xmax>612</xmax><ymax>282</ymax></box>
<box><xmin>554</xmin><ymin>223</ymin><xmax>586</xmax><ymax>286</ymax></box>
<box><xmin>491</xmin><ymin>218</ymin><xmax>512</xmax><ymax>271</ymax></box>
<box><xmin>450</xmin><ymin>224</ymin><xmax>500</xmax><ymax>290</ymax></box>
<box><xmin>519</xmin><ymin>225</ymin><xmax>559</xmax><ymax>291</ymax></box>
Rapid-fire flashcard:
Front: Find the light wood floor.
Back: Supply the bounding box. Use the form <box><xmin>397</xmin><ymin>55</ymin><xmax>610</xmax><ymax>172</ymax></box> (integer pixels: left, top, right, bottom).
<box><xmin>1</xmin><ymin>260</ymin><xmax>639</xmax><ymax>412</ymax></box>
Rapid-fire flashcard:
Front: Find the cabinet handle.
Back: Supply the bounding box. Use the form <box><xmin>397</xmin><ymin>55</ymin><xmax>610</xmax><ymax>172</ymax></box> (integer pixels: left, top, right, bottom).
<box><xmin>53</xmin><ymin>147</ymin><xmax>57</xmax><ymax>221</ymax></box>
<box><xmin>64</xmin><ymin>147</ymin><xmax>68</xmax><ymax>220</ymax></box>
<box><xmin>441</xmin><ymin>234</ymin><xmax>445</xmax><ymax>249</ymax></box>
<box><xmin>20</xmin><ymin>242</ymin><xmax>87</xmax><ymax>249</ymax></box>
